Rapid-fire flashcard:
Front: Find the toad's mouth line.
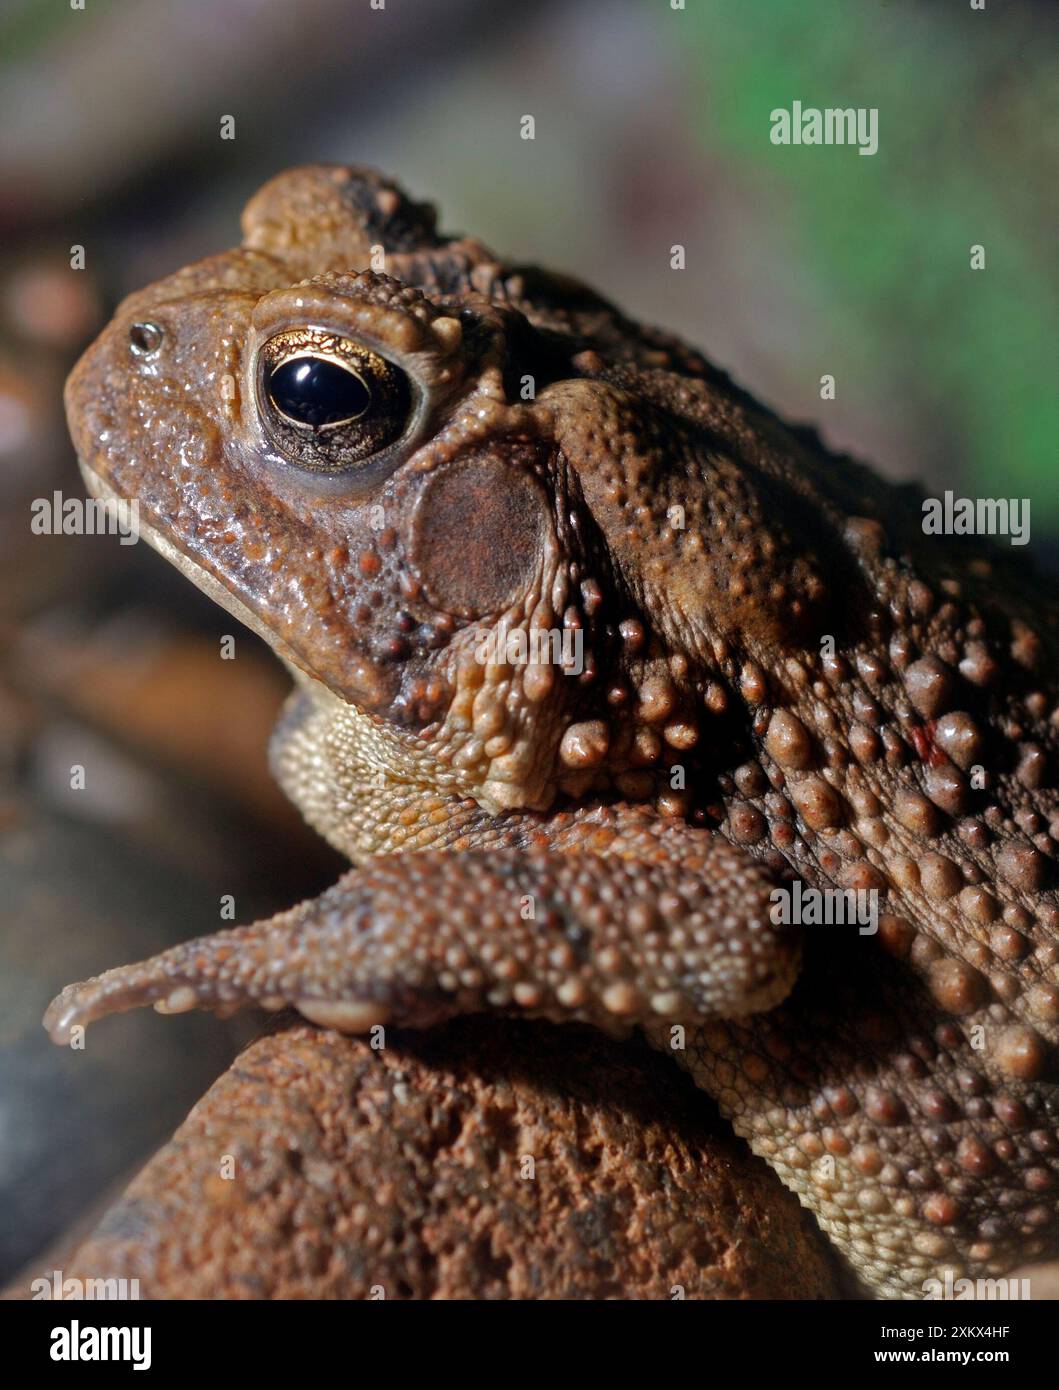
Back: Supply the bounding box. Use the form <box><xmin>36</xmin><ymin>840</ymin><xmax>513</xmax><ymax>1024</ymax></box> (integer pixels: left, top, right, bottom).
<box><xmin>77</xmin><ymin>457</ymin><xmax>328</xmax><ymax>690</ymax></box>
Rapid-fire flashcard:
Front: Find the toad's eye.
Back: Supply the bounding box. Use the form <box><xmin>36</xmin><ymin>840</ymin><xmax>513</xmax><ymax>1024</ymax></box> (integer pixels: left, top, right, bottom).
<box><xmin>259</xmin><ymin>330</ymin><xmax>412</xmax><ymax>473</ymax></box>
<box><xmin>268</xmin><ymin>356</ymin><xmax>371</xmax><ymax>428</ymax></box>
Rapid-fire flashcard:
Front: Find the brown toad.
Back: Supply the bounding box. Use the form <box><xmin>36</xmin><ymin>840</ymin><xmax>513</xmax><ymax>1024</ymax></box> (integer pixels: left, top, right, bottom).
<box><xmin>49</xmin><ymin>165</ymin><xmax>1059</xmax><ymax>1298</ymax></box>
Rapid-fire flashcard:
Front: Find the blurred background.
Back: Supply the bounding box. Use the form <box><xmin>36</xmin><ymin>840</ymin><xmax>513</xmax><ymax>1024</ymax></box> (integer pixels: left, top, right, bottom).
<box><xmin>1</xmin><ymin>0</ymin><xmax>1055</xmax><ymax>1283</ymax></box>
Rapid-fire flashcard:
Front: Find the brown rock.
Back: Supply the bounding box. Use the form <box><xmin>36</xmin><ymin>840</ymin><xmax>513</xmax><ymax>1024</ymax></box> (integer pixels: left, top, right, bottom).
<box><xmin>55</xmin><ymin>1016</ymin><xmax>839</xmax><ymax>1299</ymax></box>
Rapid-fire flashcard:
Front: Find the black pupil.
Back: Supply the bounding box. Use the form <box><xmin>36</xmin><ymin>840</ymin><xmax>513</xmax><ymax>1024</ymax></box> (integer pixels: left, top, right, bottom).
<box><xmin>269</xmin><ymin>356</ymin><xmax>371</xmax><ymax>428</ymax></box>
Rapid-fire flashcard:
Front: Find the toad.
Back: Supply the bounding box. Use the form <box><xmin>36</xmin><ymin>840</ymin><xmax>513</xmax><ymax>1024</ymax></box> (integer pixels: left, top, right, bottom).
<box><xmin>50</xmin><ymin>165</ymin><xmax>1059</xmax><ymax>1298</ymax></box>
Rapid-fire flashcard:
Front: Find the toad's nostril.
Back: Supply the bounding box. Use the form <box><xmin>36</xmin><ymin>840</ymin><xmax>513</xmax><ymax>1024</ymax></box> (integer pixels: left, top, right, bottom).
<box><xmin>129</xmin><ymin>321</ymin><xmax>164</xmax><ymax>357</ymax></box>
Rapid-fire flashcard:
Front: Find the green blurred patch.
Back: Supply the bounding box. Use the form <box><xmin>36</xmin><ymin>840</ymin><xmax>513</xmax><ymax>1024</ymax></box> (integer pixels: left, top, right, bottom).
<box><xmin>671</xmin><ymin>0</ymin><xmax>1058</xmax><ymax>524</ymax></box>
<box><xmin>1</xmin><ymin>0</ymin><xmax>120</xmax><ymax>61</ymax></box>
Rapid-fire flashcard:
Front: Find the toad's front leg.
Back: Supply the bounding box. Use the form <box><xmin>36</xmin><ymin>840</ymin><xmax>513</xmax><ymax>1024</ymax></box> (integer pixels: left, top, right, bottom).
<box><xmin>44</xmin><ymin>829</ymin><xmax>799</xmax><ymax>1042</ymax></box>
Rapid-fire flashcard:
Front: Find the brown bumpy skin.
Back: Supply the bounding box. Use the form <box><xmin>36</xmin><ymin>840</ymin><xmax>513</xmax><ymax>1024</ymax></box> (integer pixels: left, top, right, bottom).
<box><xmin>55</xmin><ymin>165</ymin><xmax>1059</xmax><ymax>1298</ymax></box>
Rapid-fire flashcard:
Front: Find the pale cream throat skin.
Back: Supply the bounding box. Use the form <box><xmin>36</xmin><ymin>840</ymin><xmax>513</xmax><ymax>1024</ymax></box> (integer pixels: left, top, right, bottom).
<box><xmin>48</xmin><ymin>164</ymin><xmax>1059</xmax><ymax>1299</ymax></box>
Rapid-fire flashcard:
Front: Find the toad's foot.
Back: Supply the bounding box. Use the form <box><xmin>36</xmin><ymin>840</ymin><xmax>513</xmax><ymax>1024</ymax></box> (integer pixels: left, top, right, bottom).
<box><xmin>45</xmin><ymin>839</ymin><xmax>799</xmax><ymax>1043</ymax></box>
